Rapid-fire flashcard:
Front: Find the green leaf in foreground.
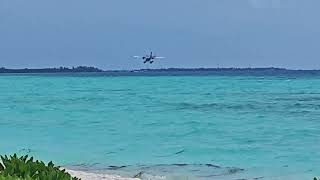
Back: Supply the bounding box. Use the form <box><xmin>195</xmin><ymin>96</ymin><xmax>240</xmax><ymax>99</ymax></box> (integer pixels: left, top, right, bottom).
<box><xmin>0</xmin><ymin>154</ymin><xmax>80</xmax><ymax>180</ymax></box>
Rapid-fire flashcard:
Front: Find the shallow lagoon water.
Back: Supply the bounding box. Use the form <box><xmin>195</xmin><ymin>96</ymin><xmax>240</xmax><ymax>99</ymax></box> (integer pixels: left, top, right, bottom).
<box><xmin>0</xmin><ymin>73</ymin><xmax>319</xmax><ymax>179</ymax></box>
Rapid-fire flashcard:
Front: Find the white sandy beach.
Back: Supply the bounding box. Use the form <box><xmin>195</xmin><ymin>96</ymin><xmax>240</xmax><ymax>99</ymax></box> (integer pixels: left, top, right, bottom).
<box><xmin>66</xmin><ymin>169</ymin><xmax>171</xmax><ymax>180</ymax></box>
<box><xmin>66</xmin><ymin>169</ymin><xmax>139</xmax><ymax>180</ymax></box>
<box><xmin>66</xmin><ymin>169</ymin><xmax>314</xmax><ymax>180</ymax></box>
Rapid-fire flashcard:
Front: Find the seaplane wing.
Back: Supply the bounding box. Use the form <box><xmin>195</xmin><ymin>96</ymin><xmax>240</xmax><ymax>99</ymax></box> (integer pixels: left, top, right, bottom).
<box><xmin>154</xmin><ymin>57</ymin><xmax>166</xmax><ymax>59</ymax></box>
<box><xmin>133</xmin><ymin>56</ymin><xmax>142</xmax><ymax>58</ymax></box>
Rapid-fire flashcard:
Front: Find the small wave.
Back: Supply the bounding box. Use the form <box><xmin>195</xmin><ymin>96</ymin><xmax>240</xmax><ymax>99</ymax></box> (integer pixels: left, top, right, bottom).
<box><xmin>174</xmin><ymin>102</ymin><xmax>258</xmax><ymax>112</ymax></box>
<box><xmin>273</xmin><ymin>96</ymin><xmax>320</xmax><ymax>102</ymax></box>
<box><xmin>68</xmin><ymin>163</ymin><xmax>244</xmax><ymax>180</ymax></box>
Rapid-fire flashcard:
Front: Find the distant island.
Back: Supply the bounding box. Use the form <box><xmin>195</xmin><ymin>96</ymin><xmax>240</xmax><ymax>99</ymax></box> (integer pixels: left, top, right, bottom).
<box><xmin>0</xmin><ymin>66</ymin><xmax>103</xmax><ymax>73</ymax></box>
<box><xmin>1</xmin><ymin>66</ymin><xmax>320</xmax><ymax>76</ymax></box>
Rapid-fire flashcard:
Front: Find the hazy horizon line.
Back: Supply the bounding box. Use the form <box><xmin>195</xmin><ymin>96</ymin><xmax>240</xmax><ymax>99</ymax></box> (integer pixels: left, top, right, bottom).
<box><xmin>2</xmin><ymin>66</ymin><xmax>320</xmax><ymax>71</ymax></box>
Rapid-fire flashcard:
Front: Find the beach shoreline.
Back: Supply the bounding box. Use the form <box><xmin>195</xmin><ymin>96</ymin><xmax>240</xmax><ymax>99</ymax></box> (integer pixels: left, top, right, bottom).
<box><xmin>65</xmin><ymin>168</ymin><xmax>315</xmax><ymax>180</ymax></box>
<box><xmin>66</xmin><ymin>169</ymin><xmax>139</xmax><ymax>180</ymax></box>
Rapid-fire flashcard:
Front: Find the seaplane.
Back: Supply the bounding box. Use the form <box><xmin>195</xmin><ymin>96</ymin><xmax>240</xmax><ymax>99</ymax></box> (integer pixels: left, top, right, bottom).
<box><xmin>133</xmin><ymin>52</ymin><xmax>165</xmax><ymax>64</ymax></box>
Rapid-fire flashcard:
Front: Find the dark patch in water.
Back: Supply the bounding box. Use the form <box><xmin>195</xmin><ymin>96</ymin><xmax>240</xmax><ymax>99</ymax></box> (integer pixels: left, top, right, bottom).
<box><xmin>174</xmin><ymin>102</ymin><xmax>259</xmax><ymax>112</ymax></box>
<box><xmin>105</xmin><ymin>152</ymin><xmax>116</xmax><ymax>155</ymax></box>
<box><xmin>274</xmin><ymin>155</ymin><xmax>289</xmax><ymax>159</ymax></box>
<box><xmin>253</xmin><ymin>177</ymin><xmax>264</xmax><ymax>180</ymax></box>
<box><xmin>107</xmin><ymin>165</ymin><xmax>127</xmax><ymax>170</ymax></box>
<box><xmin>198</xmin><ymin>167</ymin><xmax>244</xmax><ymax>178</ymax></box>
<box><xmin>294</xmin><ymin>103</ymin><xmax>302</xmax><ymax>107</ymax></box>
<box><xmin>227</xmin><ymin>167</ymin><xmax>244</xmax><ymax>174</ymax></box>
<box><xmin>108</xmin><ymin>89</ymin><xmax>132</xmax><ymax>92</ymax></box>
<box><xmin>19</xmin><ymin>148</ymin><xmax>33</xmax><ymax>153</ymax></box>
<box><xmin>246</xmin><ymin>140</ymin><xmax>257</xmax><ymax>143</ymax></box>
<box><xmin>169</xmin><ymin>163</ymin><xmax>221</xmax><ymax>168</ymax></box>
<box><xmin>206</xmin><ymin>164</ymin><xmax>221</xmax><ymax>168</ymax></box>
<box><xmin>174</xmin><ymin>149</ymin><xmax>185</xmax><ymax>155</ymax></box>
<box><xmin>191</xmin><ymin>169</ymin><xmax>201</xmax><ymax>172</ymax></box>
<box><xmin>176</xmin><ymin>102</ymin><xmax>218</xmax><ymax>111</ymax></box>
<box><xmin>72</xmin><ymin>163</ymin><xmax>101</xmax><ymax>169</ymax></box>
<box><xmin>172</xmin><ymin>164</ymin><xmax>188</xmax><ymax>167</ymax></box>
<box><xmin>202</xmin><ymin>93</ymin><xmax>212</xmax><ymax>96</ymax></box>
<box><xmin>88</xmin><ymin>121</ymin><xmax>101</xmax><ymax>125</ymax></box>
<box><xmin>156</xmin><ymin>149</ymin><xmax>186</xmax><ymax>157</ymax></box>
<box><xmin>274</xmin><ymin>96</ymin><xmax>320</xmax><ymax>102</ymax></box>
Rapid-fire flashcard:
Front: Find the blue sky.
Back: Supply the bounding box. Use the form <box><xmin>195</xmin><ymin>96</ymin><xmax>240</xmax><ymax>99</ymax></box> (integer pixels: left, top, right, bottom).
<box><xmin>0</xmin><ymin>0</ymin><xmax>319</xmax><ymax>70</ymax></box>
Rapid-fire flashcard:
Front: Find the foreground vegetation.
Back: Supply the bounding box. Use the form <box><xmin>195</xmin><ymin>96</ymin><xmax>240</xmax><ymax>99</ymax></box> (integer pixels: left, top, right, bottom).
<box><xmin>0</xmin><ymin>154</ymin><xmax>79</xmax><ymax>180</ymax></box>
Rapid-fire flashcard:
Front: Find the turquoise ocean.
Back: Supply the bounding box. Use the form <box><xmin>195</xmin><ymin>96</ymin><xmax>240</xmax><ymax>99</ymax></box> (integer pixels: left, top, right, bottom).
<box><xmin>0</xmin><ymin>73</ymin><xmax>319</xmax><ymax>179</ymax></box>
